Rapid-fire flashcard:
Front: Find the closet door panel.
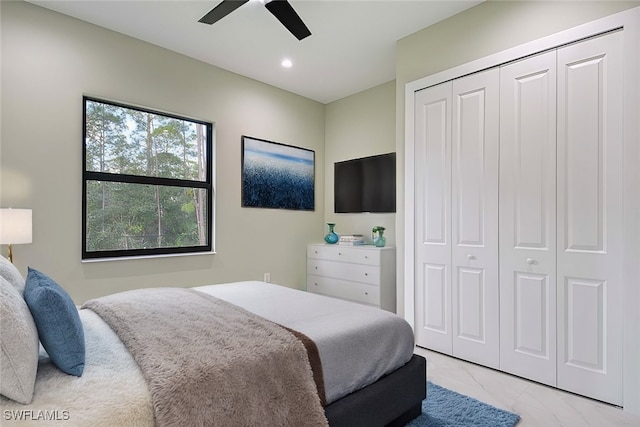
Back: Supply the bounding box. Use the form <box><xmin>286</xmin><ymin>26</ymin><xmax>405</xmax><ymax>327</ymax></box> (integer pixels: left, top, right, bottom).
<box><xmin>456</xmin><ymin>266</ymin><xmax>485</xmax><ymax>341</ymax></box>
<box><xmin>414</xmin><ymin>82</ymin><xmax>453</xmax><ymax>354</ymax></box>
<box><xmin>557</xmin><ymin>31</ymin><xmax>623</xmax><ymax>406</ymax></box>
<box><xmin>451</xmin><ymin>68</ymin><xmax>500</xmax><ymax>368</ymax></box>
<box><xmin>499</xmin><ymin>50</ymin><xmax>557</xmax><ymax>386</ymax></box>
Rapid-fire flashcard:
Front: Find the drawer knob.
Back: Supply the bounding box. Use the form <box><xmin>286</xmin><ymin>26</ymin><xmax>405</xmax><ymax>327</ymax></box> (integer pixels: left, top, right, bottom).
<box><xmin>365</xmin><ymin>256</ymin><xmax>368</xmax><ymax>259</ymax></box>
<box><xmin>314</xmin><ymin>283</ymin><xmax>318</xmax><ymax>286</ymax></box>
<box><xmin>526</xmin><ymin>258</ymin><xmax>537</xmax><ymax>265</ymax></box>
<box><xmin>338</xmin><ymin>252</ymin><xmax>342</xmax><ymax>256</ymax></box>
<box><xmin>365</xmin><ymin>292</ymin><xmax>368</xmax><ymax>296</ymax></box>
<box><xmin>466</xmin><ymin>254</ymin><xmax>476</xmax><ymax>260</ymax></box>
<box><xmin>364</xmin><ymin>273</ymin><xmax>368</xmax><ymax>276</ymax></box>
<box><xmin>315</xmin><ymin>266</ymin><xmax>318</xmax><ymax>270</ymax></box>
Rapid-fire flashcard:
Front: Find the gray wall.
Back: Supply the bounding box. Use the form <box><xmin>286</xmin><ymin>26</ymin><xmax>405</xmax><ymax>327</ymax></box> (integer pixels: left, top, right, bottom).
<box><xmin>3</xmin><ymin>0</ymin><xmax>636</xmax><ymax>312</ymax></box>
<box><xmin>324</xmin><ymin>80</ymin><xmax>396</xmax><ymax>245</ymax></box>
<box><xmin>1</xmin><ymin>1</ymin><xmax>326</xmax><ymax>302</ymax></box>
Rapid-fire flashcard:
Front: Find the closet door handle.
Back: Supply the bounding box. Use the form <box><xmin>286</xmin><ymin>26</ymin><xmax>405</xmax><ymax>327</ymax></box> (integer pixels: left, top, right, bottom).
<box><xmin>466</xmin><ymin>254</ymin><xmax>476</xmax><ymax>261</ymax></box>
<box><xmin>526</xmin><ymin>258</ymin><xmax>536</xmax><ymax>265</ymax></box>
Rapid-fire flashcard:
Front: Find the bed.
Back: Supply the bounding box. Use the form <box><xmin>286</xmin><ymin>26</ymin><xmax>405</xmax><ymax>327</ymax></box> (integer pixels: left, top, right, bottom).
<box><xmin>0</xmin><ymin>258</ymin><xmax>426</xmax><ymax>426</ymax></box>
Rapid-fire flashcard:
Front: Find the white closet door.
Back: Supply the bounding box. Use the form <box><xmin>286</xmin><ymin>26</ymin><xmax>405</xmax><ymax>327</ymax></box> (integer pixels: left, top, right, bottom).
<box><xmin>414</xmin><ymin>82</ymin><xmax>453</xmax><ymax>354</ymax></box>
<box><xmin>450</xmin><ymin>69</ymin><xmax>500</xmax><ymax>368</ymax></box>
<box><xmin>499</xmin><ymin>50</ymin><xmax>557</xmax><ymax>386</ymax></box>
<box><xmin>556</xmin><ymin>31</ymin><xmax>623</xmax><ymax>406</ymax></box>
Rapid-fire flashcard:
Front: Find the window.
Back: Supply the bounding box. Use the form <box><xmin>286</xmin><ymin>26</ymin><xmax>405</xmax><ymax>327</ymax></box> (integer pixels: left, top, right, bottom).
<box><xmin>82</xmin><ymin>96</ymin><xmax>213</xmax><ymax>260</ymax></box>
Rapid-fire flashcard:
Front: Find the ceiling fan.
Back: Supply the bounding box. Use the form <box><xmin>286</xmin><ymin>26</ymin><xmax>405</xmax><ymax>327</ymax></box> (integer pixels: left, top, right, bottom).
<box><xmin>198</xmin><ymin>0</ymin><xmax>312</xmax><ymax>41</ymax></box>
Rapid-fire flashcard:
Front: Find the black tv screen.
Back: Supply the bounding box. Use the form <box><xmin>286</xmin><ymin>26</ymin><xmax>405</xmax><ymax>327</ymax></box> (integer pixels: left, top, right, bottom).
<box><xmin>334</xmin><ymin>153</ymin><xmax>396</xmax><ymax>213</ymax></box>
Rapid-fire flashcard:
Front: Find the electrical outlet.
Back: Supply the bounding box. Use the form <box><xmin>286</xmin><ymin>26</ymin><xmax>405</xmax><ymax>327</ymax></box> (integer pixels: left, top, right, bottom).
<box><xmin>263</xmin><ymin>272</ymin><xmax>271</xmax><ymax>283</ymax></box>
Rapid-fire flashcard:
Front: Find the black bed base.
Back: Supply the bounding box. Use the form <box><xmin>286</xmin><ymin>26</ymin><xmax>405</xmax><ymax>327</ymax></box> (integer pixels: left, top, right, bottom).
<box><xmin>324</xmin><ymin>354</ymin><xmax>427</xmax><ymax>427</ymax></box>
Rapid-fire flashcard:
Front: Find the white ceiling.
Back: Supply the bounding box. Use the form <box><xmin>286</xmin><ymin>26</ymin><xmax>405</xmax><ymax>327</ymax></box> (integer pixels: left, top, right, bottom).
<box><xmin>27</xmin><ymin>0</ymin><xmax>482</xmax><ymax>104</ymax></box>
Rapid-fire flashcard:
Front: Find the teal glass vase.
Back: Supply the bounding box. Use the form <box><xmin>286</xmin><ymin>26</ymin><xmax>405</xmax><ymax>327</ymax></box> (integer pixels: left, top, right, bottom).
<box><xmin>373</xmin><ymin>229</ymin><xmax>386</xmax><ymax>247</ymax></box>
<box><xmin>324</xmin><ymin>222</ymin><xmax>339</xmax><ymax>244</ymax></box>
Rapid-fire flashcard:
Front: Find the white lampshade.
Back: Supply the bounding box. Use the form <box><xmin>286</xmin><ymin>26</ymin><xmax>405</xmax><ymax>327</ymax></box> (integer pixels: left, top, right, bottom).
<box><xmin>0</xmin><ymin>208</ymin><xmax>33</xmax><ymax>244</ymax></box>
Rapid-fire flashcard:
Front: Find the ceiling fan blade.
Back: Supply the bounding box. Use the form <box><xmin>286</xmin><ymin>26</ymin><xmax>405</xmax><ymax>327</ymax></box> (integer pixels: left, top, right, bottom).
<box><xmin>199</xmin><ymin>0</ymin><xmax>250</xmax><ymax>25</ymax></box>
<box><xmin>264</xmin><ymin>0</ymin><xmax>311</xmax><ymax>41</ymax></box>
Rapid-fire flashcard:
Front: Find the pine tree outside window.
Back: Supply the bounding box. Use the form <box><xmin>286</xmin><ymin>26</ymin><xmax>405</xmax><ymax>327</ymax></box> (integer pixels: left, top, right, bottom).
<box><xmin>82</xmin><ymin>97</ymin><xmax>213</xmax><ymax>259</ymax></box>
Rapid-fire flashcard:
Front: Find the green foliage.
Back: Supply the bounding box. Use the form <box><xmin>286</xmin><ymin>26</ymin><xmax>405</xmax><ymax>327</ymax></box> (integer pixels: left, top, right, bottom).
<box><xmin>84</xmin><ymin>100</ymin><xmax>209</xmax><ymax>252</ymax></box>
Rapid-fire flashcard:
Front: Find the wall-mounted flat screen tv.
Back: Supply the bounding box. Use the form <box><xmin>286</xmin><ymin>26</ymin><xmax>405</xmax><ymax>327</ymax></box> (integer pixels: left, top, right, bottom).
<box><xmin>334</xmin><ymin>152</ymin><xmax>396</xmax><ymax>213</ymax></box>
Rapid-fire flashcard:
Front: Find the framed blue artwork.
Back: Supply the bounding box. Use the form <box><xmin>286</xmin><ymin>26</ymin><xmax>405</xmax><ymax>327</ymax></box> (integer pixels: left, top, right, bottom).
<box><xmin>241</xmin><ymin>136</ymin><xmax>315</xmax><ymax>210</ymax></box>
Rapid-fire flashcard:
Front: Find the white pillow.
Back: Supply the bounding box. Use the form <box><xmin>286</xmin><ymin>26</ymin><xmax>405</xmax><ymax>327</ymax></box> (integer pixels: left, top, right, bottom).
<box><xmin>0</xmin><ymin>276</ymin><xmax>39</xmax><ymax>403</ymax></box>
<box><xmin>0</xmin><ymin>255</ymin><xmax>25</xmax><ymax>295</ymax></box>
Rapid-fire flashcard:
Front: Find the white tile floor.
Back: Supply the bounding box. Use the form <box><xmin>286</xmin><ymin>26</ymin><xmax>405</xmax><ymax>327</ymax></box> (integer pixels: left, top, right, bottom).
<box><xmin>414</xmin><ymin>346</ymin><xmax>640</xmax><ymax>426</ymax></box>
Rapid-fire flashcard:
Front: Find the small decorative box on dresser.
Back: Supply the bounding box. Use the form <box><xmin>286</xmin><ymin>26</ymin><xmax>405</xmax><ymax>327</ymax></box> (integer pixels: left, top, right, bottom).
<box><xmin>306</xmin><ymin>243</ymin><xmax>396</xmax><ymax>312</ymax></box>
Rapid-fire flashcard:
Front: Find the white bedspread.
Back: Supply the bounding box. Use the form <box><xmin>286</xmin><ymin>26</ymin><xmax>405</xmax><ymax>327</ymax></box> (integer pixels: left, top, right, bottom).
<box><xmin>1</xmin><ymin>310</ymin><xmax>153</xmax><ymax>426</ymax></box>
<box><xmin>195</xmin><ymin>281</ymin><xmax>415</xmax><ymax>404</ymax></box>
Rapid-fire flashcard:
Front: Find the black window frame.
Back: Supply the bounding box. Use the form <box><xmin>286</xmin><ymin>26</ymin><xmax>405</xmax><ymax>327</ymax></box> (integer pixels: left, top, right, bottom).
<box><xmin>82</xmin><ymin>96</ymin><xmax>214</xmax><ymax>260</ymax></box>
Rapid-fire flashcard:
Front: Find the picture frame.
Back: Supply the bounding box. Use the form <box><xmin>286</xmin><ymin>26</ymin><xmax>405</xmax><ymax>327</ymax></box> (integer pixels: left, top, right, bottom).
<box><xmin>241</xmin><ymin>136</ymin><xmax>315</xmax><ymax>210</ymax></box>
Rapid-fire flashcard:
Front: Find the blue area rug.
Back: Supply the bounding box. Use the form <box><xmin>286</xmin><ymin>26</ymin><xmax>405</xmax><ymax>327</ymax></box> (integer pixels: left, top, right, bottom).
<box><xmin>406</xmin><ymin>381</ymin><xmax>521</xmax><ymax>427</ymax></box>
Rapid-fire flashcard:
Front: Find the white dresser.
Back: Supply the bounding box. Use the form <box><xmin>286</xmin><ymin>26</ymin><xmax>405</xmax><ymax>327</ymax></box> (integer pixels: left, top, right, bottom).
<box><xmin>306</xmin><ymin>244</ymin><xmax>396</xmax><ymax>312</ymax></box>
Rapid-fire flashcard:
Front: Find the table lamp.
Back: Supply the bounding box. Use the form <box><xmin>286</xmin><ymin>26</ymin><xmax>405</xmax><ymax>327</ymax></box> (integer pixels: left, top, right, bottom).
<box><xmin>0</xmin><ymin>208</ymin><xmax>32</xmax><ymax>263</ymax></box>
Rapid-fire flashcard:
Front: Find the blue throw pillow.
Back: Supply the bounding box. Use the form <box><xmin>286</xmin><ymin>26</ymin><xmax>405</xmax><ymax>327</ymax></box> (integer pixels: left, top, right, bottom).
<box><xmin>24</xmin><ymin>267</ymin><xmax>85</xmax><ymax>376</ymax></box>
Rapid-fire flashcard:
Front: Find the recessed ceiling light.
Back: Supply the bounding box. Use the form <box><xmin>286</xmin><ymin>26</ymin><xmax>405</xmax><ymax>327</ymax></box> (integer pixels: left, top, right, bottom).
<box><xmin>281</xmin><ymin>58</ymin><xmax>293</xmax><ymax>68</ymax></box>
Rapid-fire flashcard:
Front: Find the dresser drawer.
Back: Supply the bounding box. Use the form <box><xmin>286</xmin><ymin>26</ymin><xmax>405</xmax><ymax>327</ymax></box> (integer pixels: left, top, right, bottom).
<box><xmin>307</xmin><ymin>245</ymin><xmax>381</xmax><ymax>266</ymax></box>
<box><xmin>307</xmin><ymin>275</ymin><xmax>380</xmax><ymax>307</ymax></box>
<box><xmin>307</xmin><ymin>259</ymin><xmax>380</xmax><ymax>285</ymax></box>
<box><xmin>306</xmin><ymin>243</ymin><xmax>396</xmax><ymax>311</ymax></box>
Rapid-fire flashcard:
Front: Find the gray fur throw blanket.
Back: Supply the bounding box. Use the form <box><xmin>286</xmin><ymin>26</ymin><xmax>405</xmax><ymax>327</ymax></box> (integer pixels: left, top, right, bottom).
<box><xmin>82</xmin><ymin>287</ymin><xmax>328</xmax><ymax>427</ymax></box>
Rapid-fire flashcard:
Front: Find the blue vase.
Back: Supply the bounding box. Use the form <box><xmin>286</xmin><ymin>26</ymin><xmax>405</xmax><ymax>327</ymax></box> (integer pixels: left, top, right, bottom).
<box><xmin>324</xmin><ymin>222</ymin><xmax>339</xmax><ymax>244</ymax></box>
<box><xmin>373</xmin><ymin>230</ymin><xmax>386</xmax><ymax>247</ymax></box>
